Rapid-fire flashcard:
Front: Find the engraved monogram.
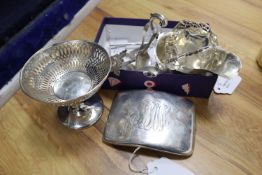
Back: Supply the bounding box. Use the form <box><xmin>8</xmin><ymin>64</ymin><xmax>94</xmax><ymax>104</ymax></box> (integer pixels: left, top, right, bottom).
<box><xmin>123</xmin><ymin>99</ymin><xmax>171</xmax><ymax>131</ymax></box>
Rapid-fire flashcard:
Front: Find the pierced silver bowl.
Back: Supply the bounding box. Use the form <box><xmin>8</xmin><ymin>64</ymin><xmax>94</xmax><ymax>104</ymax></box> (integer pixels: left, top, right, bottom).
<box><xmin>156</xmin><ymin>20</ymin><xmax>218</xmax><ymax>65</ymax></box>
<box><xmin>20</xmin><ymin>40</ymin><xmax>111</xmax><ymax>129</ymax></box>
<box><xmin>169</xmin><ymin>46</ymin><xmax>242</xmax><ymax>78</ymax></box>
<box><xmin>155</xmin><ymin>20</ymin><xmax>241</xmax><ymax>77</ymax></box>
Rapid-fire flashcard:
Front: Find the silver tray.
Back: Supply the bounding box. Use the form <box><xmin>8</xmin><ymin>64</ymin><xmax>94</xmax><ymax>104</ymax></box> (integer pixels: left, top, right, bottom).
<box><xmin>103</xmin><ymin>90</ymin><xmax>195</xmax><ymax>156</ymax></box>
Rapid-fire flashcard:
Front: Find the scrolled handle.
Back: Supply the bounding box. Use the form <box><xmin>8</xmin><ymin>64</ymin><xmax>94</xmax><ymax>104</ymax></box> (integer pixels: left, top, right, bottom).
<box><xmin>150</xmin><ymin>13</ymin><xmax>168</xmax><ymax>27</ymax></box>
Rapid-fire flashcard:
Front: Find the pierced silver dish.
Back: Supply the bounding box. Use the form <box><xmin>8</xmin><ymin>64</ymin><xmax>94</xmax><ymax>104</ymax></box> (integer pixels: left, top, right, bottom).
<box><xmin>20</xmin><ymin>40</ymin><xmax>111</xmax><ymax>129</ymax></box>
<box><xmin>156</xmin><ymin>20</ymin><xmax>218</xmax><ymax>65</ymax></box>
<box><xmin>155</xmin><ymin>20</ymin><xmax>241</xmax><ymax>77</ymax></box>
<box><xmin>168</xmin><ymin>46</ymin><xmax>242</xmax><ymax>78</ymax></box>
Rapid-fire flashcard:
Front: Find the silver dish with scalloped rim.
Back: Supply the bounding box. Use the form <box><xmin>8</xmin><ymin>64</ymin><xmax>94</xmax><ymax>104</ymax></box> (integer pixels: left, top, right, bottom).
<box><xmin>155</xmin><ymin>20</ymin><xmax>241</xmax><ymax>77</ymax></box>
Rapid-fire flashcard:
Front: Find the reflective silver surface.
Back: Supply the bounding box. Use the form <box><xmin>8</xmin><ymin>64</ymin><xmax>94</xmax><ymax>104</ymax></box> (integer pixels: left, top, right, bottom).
<box><xmin>171</xmin><ymin>46</ymin><xmax>242</xmax><ymax>78</ymax></box>
<box><xmin>150</xmin><ymin>13</ymin><xmax>168</xmax><ymax>28</ymax></box>
<box><xmin>155</xmin><ymin>20</ymin><xmax>241</xmax><ymax>77</ymax></box>
<box><xmin>136</xmin><ymin>33</ymin><xmax>158</xmax><ymax>69</ymax></box>
<box><xmin>53</xmin><ymin>72</ymin><xmax>92</xmax><ymax>100</ymax></box>
<box><xmin>20</xmin><ymin>40</ymin><xmax>111</xmax><ymax>106</ymax></box>
<box><xmin>103</xmin><ymin>90</ymin><xmax>195</xmax><ymax>156</ymax></box>
<box><xmin>156</xmin><ymin>20</ymin><xmax>218</xmax><ymax>65</ymax></box>
<box><xmin>109</xmin><ymin>13</ymin><xmax>167</xmax><ymax>73</ymax></box>
<box><xmin>135</xmin><ymin>13</ymin><xmax>167</xmax><ymax>70</ymax></box>
<box><xmin>58</xmin><ymin>94</ymin><xmax>103</xmax><ymax>129</ymax></box>
<box><xmin>20</xmin><ymin>40</ymin><xmax>111</xmax><ymax>129</ymax></box>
